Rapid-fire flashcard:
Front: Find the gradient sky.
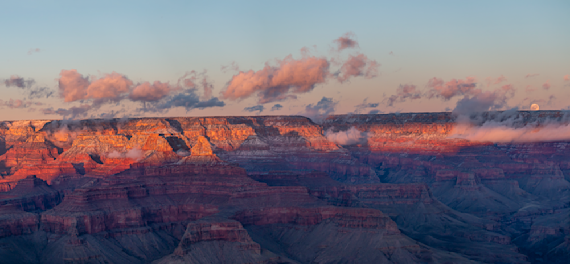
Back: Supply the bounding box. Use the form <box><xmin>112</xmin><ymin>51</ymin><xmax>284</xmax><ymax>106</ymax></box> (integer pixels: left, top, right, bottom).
<box><xmin>1</xmin><ymin>0</ymin><xmax>569</xmax><ymax>121</ymax></box>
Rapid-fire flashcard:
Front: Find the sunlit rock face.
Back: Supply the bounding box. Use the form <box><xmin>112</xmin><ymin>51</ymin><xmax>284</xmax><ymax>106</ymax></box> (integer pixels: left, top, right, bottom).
<box><xmin>0</xmin><ymin>111</ymin><xmax>569</xmax><ymax>263</ymax></box>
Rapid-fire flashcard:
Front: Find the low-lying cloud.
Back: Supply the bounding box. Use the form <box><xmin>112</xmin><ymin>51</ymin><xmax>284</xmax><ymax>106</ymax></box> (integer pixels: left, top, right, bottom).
<box><xmin>450</xmin><ymin>111</ymin><xmax>570</xmax><ymax>143</ymax></box>
<box><xmin>325</xmin><ymin>126</ymin><xmax>368</xmax><ymax>145</ymax></box>
<box><xmin>107</xmin><ymin>148</ymin><xmax>144</xmax><ymax>161</ymax></box>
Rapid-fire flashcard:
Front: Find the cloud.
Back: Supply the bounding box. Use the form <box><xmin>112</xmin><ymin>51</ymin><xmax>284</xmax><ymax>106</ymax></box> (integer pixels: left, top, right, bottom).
<box><xmin>271</xmin><ymin>104</ymin><xmax>283</xmax><ymax>111</ymax></box>
<box><xmin>178</xmin><ymin>70</ymin><xmax>215</xmax><ymax>100</ymax></box>
<box><xmin>354</xmin><ymin>98</ymin><xmax>379</xmax><ymax>113</ymax></box>
<box><xmin>58</xmin><ymin>70</ymin><xmax>133</xmax><ymax>103</ymax></box>
<box><xmin>542</xmin><ymin>80</ymin><xmax>551</xmax><ymax>90</ymax></box>
<box><xmin>177</xmin><ymin>71</ymin><xmax>197</xmax><ymax>88</ymax></box>
<box><xmin>333</xmin><ymin>32</ymin><xmax>359</xmax><ymax>51</ymax></box>
<box><xmin>525</xmin><ymin>73</ymin><xmax>539</xmax><ymax>78</ymax></box>
<box><xmin>201</xmin><ymin>74</ymin><xmax>213</xmax><ymax>100</ymax></box>
<box><xmin>58</xmin><ymin>70</ymin><xmax>91</xmax><ymax>102</ymax></box>
<box><xmin>450</xmin><ymin>111</ymin><xmax>570</xmax><ymax>143</ymax></box>
<box><xmin>336</xmin><ymin>53</ymin><xmax>379</xmax><ymax>83</ymax></box>
<box><xmin>27</xmin><ymin>48</ymin><xmax>40</xmax><ymax>55</ymax></box>
<box><xmin>41</xmin><ymin>104</ymin><xmax>93</xmax><ymax>119</ymax></box>
<box><xmin>3</xmin><ymin>75</ymin><xmax>35</xmax><ymax>88</ymax></box>
<box><xmin>243</xmin><ymin>105</ymin><xmax>264</xmax><ymax>113</ymax></box>
<box><xmin>389</xmin><ymin>51</ymin><xmax>394</xmax><ymax>56</ymax></box>
<box><xmin>129</xmin><ymin>81</ymin><xmax>172</xmax><ymax>102</ymax></box>
<box><xmin>0</xmin><ymin>99</ymin><xmax>35</xmax><ymax>109</ymax></box>
<box><xmin>302</xmin><ymin>97</ymin><xmax>337</xmax><ymax>122</ymax></box>
<box><xmin>86</xmin><ymin>72</ymin><xmax>133</xmax><ymax>103</ymax></box>
<box><xmin>107</xmin><ymin>148</ymin><xmax>144</xmax><ymax>161</ymax></box>
<box><xmin>564</xmin><ymin>74</ymin><xmax>569</xmax><ymax>81</ymax></box>
<box><xmin>427</xmin><ymin>76</ymin><xmax>478</xmax><ymax>100</ymax></box>
<box><xmin>387</xmin><ymin>84</ymin><xmax>421</xmax><ymax>106</ymax></box>
<box><xmin>223</xmin><ymin>54</ymin><xmax>330</xmax><ymax>104</ymax></box>
<box><xmin>452</xmin><ymin>84</ymin><xmax>515</xmax><ymax>115</ymax></box>
<box><xmin>154</xmin><ymin>89</ymin><xmax>225</xmax><ymax>112</ymax></box>
<box><xmin>221</xmin><ymin>61</ymin><xmax>240</xmax><ymax>73</ymax></box>
<box><xmin>368</xmin><ymin>109</ymin><xmax>382</xmax><ymax>114</ymax></box>
<box><xmin>325</xmin><ymin>127</ymin><xmax>368</xmax><ymax>145</ymax></box>
<box><xmin>27</xmin><ymin>87</ymin><xmax>55</xmax><ymax>99</ymax></box>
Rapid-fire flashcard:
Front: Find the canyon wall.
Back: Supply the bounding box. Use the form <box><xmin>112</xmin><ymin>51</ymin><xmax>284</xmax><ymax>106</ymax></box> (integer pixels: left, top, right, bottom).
<box><xmin>0</xmin><ymin>112</ymin><xmax>568</xmax><ymax>263</ymax></box>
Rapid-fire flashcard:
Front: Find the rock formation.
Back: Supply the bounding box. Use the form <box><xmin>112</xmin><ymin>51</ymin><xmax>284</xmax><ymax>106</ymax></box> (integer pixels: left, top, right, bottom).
<box><xmin>0</xmin><ymin>111</ymin><xmax>568</xmax><ymax>263</ymax></box>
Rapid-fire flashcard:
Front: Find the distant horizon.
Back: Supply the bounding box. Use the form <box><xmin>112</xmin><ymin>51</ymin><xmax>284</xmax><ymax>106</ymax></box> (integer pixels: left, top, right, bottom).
<box><xmin>1</xmin><ymin>109</ymin><xmax>566</xmax><ymax>123</ymax></box>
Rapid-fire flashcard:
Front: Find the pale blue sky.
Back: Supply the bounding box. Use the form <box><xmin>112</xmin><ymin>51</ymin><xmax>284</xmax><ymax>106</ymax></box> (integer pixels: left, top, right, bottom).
<box><xmin>1</xmin><ymin>0</ymin><xmax>569</xmax><ymax>120</ymax></box>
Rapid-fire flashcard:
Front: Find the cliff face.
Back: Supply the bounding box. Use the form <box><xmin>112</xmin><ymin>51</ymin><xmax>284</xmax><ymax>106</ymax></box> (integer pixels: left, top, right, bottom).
<box><xmin>0</xmin><ymin>112</ymin><xmax>568</xmax><ymax>263</ymax></box>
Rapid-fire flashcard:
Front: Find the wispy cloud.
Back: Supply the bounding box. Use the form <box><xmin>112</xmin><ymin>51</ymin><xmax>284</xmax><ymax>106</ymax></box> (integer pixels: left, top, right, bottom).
<box><xmin>243</xmin><ymin>105</ymin><xmax>264</xmax><ymax>113</ymax></box>
<box><xmin>333</xmin><ymin>32</ymin><xmax>359</xmax><ymax>51</ymax></box>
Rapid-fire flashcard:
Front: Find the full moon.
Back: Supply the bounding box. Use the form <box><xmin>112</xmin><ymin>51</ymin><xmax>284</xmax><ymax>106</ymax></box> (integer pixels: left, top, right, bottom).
<box><xmin>531</xmin><ymin>104</ymin><xmax>540</xmax><ymax>111</ymax></box>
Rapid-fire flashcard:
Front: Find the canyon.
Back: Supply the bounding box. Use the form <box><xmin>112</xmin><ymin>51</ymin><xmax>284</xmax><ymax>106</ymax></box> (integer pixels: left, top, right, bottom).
<box><xmin>0</xmin><ymin>111</ymin><xmax>568</xmax><ymax>263</ymax></box>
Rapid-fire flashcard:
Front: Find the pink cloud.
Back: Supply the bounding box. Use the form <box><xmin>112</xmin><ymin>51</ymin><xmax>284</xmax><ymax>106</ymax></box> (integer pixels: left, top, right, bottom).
<box><xmin>58</xmin><ymin>70</ymin><xmax>133</xmax><ymax>103</ymax></box>
<box><xmin>87</xmin><ymin>72</ymin><xmax>133</xmax><ymax>101</ymax></box>
<box><xmin>427</xmin><ymin>76</ymin><xmax>479</xmax><ymax>100</ymax></box>
<box><xmin>387</xmin><ymin>84</ymin><xmax>421</xmax><ymax>106</ymax></box>
<box><xmin>542</xmin><ymin>80</ymin><xmax>551</xmax><ymax>90</ymax></box>
<box><xmin>336</xmin><ymin>53</ymin><xmax>379</xmax><ymax>83</ymax></box>
<box><xmin>333</xmin><ymin>32</ymin><xmax>359</xmax><ymax>51</ymax></box>
<box><xmin>525</xmin><ymin>73</ymin><xmax>539</xmax><ymax>78</ymax></box>
<box><xmin>58</xmin><ymin>70</ymin><xmax>90</xmax><ymax>102</ymax></box>
<box><xmin>129</xmin><ymin>81</ymin><xmax>172</xmax><ymax>102</ymax></box>
<box><xmin>564</xmin><ymin>74</ymin><xmax>569</xmax><ymax>81</ymax></box>
<box><xmin>223</xmin><ymin>55</ymin><xmax>329</xmax><ymax>104</ymax></box>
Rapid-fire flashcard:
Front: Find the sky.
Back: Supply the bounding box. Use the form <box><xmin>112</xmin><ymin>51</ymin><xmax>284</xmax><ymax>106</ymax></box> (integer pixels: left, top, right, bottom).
<box><xmin>1</xmin><ymin>0</ymin><xmax>569</xmax><ymax>121</ymax></box>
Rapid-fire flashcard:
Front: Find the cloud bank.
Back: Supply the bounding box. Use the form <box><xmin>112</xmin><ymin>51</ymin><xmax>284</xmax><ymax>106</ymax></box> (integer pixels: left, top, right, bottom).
<box><xmin>450</xmin><ymin>111</ymin><xmax>570</xmax><ymax>143</ymax></box>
